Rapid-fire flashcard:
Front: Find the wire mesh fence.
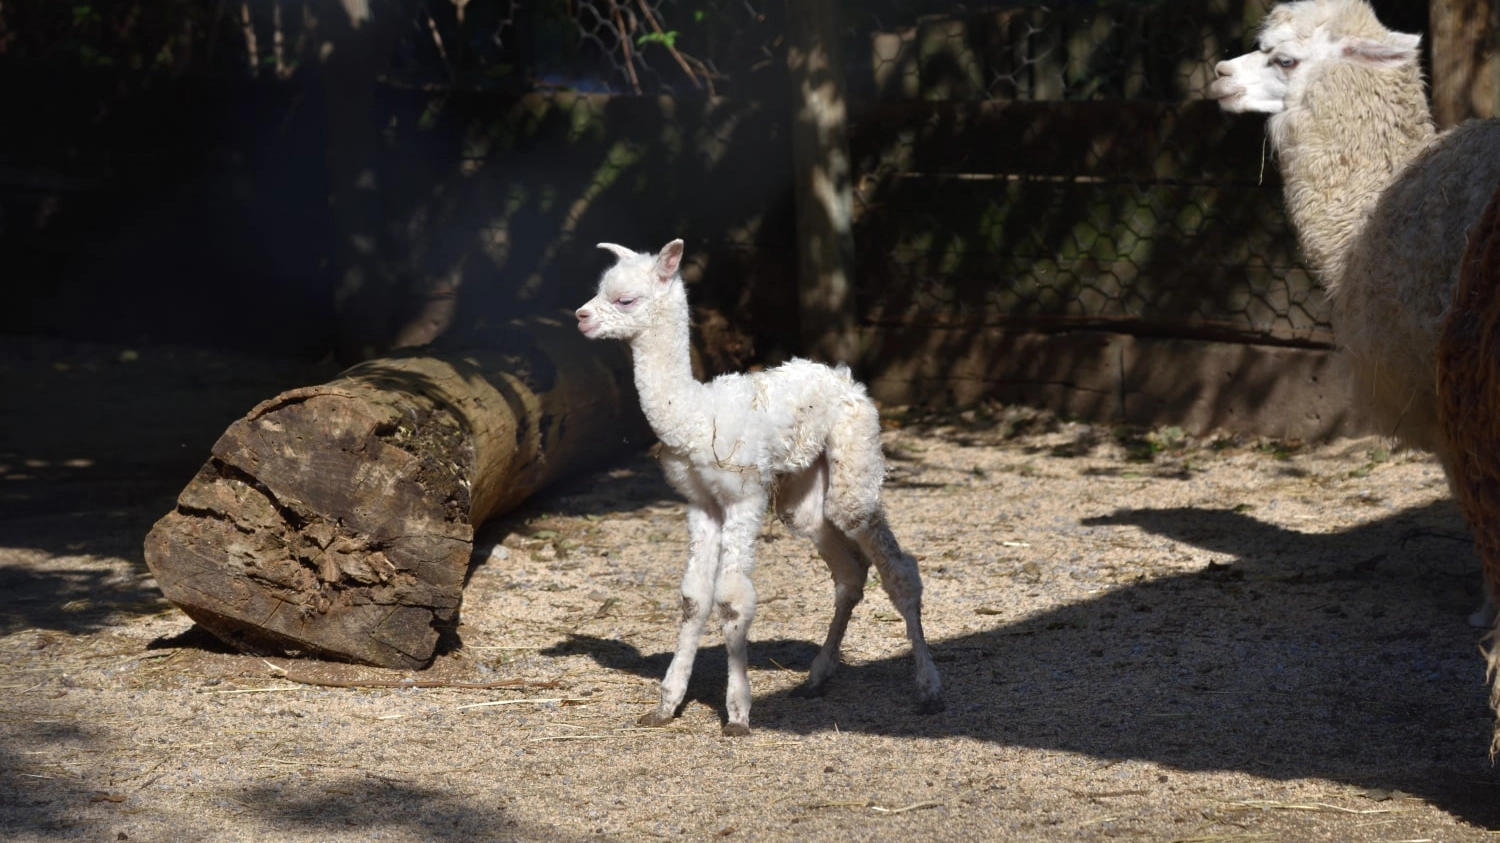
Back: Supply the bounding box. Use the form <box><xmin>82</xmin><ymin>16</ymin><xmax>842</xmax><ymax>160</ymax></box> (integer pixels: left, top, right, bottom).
<box><xmin>850</xmin><ymin>1</ymin><xmax>1233</xmax><ymax>103</ymax></box>
<box><xmin>841</xmin><ymin>0</ymin><xmax>1328</xmax><ymax>346</ymax></box>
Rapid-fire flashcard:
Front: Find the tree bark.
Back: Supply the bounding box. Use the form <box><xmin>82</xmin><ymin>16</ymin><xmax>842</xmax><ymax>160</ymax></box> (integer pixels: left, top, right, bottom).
<box><xmin>144</xmin><ymin>320</ymin><xmax>647</xmax><ymax>669</ymax></box>
<box><xmin>785</xmin><ymin>0</ymin><xmax>858</xmax><ymax>364</ymax></box>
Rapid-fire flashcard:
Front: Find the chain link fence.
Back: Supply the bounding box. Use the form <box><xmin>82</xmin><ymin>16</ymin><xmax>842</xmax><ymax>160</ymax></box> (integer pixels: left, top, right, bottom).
<box><xmin>843</xmin><ymin>1</ymin><xmax>1328</xmax><ymax>347</ymax></box>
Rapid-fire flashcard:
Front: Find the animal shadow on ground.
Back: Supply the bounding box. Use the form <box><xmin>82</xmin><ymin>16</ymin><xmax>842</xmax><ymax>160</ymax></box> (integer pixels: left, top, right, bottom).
<box><xmin>554</xmin><ymin>497</ymin><xmax>1500</xmax><ymax>828</ymax></box>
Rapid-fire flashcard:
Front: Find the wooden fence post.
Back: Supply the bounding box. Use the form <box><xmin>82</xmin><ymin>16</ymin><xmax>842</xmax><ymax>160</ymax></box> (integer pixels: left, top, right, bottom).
<box><xmin>1431</xmin><ymin>0</ymin><xmax>1500</xmax><ymax>127</ymax></box>
<box><xmin>785</xmin><ymin>0</ymin><xmax>859</xmax><ymax>364</ymax></box>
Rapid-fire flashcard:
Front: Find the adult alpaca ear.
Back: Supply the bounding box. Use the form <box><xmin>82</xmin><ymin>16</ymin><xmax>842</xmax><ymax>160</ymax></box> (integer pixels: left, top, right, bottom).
<box><xmin>654</xmin><ymin>239</ymin><xmax>685</xmax><ymax>284</ymax></box>
<box><xmin>597</xmin><ymin>243</ymin><xmax>636</xmax><ymax>262</ymax></box>
<box><xmin>1342</xmin><ymin>31</ymin><xmax>1421</xmax><ymax>67</ymax></box>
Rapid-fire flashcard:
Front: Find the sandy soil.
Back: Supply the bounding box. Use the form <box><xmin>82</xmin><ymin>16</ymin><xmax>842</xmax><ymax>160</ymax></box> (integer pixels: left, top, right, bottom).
<box><xmin>4</xmin><ymin>337</ymin><xmax>1500</xmax><ymax>842</ymax></box>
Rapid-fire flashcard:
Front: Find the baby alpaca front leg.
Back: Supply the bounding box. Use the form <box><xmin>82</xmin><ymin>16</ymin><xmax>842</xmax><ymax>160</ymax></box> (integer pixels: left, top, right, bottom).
<box><xmin>715</xmin><ymin>498</ymin><xmax>762</xmax><ymax>736</ymax></box>
<box><xmin>639</xmin><ymin>505</ymin><xmax>720</xmax><ymax>728</ymax></box>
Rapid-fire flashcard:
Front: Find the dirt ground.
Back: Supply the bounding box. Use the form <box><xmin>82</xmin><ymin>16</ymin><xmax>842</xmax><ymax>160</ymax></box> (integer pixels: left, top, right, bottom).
<box><xmin>4</xmin><ymin>336</ymin><xmax>1500</xmax><ymax>842</ymax></box>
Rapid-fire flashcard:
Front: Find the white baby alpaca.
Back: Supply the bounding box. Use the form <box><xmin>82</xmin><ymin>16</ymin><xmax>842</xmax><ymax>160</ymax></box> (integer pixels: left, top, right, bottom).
<box><xmin>575</xmin><ymin>238</ymin><xmax>944</xmax><ymax>735</ymax></box>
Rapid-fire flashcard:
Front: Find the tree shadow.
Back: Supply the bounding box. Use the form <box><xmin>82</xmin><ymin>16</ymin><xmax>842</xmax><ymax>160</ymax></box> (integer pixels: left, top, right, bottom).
<box><xmin>217</xmin><ymin>779</ymin><xmax>594</xmax><ymax>842</ymax></box>
<box><xmin>0</xmin><ymin>339</ymin><xmax>340</xmax><ymax>636</ymax></box>
<box><xmin>553</xmin><ymin>497</ymin><xmax>1500</xmax><ymax>828</ymax></box>
<box><xmin>374</xmin><ymin>89</ymin><xmax>799</xmax><ymax>371</ymax></box>
<box><xmin>0</xmin><ymin>721</ymin><xmax>98</xmax><ymax>838</ymax></box>
<box><xmin>0</xmin><ymin>557</ymin><xmax>168</xmax><ymax>639</ymax></box>
<box><xmin>0</xmin><ymin>730</ymin><xmax>592</xmax><ymax>842</ymax></box>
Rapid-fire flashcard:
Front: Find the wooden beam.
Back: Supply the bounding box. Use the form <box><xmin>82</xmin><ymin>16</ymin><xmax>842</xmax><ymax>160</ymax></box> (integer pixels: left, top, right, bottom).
<box><xmin>859</xmin><ymin>327</ymin><xmax>1360</xmax><ymax>441</ymax></box>
<box><xmin>1431</xmin><ymin>0</ymin><xmax>1500</xmax><ymax>127</ymax></box>
<box><xmin>785</xmin><ymin>0</ymin><xmax>858</xmax><ymax>364</ymax></box>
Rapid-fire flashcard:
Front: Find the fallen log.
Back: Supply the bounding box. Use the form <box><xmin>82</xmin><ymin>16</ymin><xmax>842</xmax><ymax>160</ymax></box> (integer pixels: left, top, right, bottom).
<box><xmin>144</xmin><ymin>319</ymin><xmax>648</xmax><ymax>670</ymax></box>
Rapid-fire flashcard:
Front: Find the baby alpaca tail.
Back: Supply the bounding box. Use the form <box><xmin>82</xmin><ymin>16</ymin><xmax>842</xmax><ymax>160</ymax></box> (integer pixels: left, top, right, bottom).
<box><xmin>821</xmin><ymin>386</ymin><xmax>888</xmax><ymax>532</ymax></box>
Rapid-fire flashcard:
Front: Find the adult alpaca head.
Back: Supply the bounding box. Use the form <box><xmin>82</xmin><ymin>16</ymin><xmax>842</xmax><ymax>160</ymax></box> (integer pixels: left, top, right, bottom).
<box><xmin>1208</xmin><ymin>0</ymin><xmax>1434</xmax><ymax>287</ymax></box>
<box><xmin>1209</xmin><ymin>0</ymin><xmax>1422</xmax><ymax>121</ymax></box>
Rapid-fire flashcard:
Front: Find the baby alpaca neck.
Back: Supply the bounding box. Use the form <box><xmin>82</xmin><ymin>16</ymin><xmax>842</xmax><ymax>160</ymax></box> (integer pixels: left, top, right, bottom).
<box><xmin>629</xmin><ymin>291</ymin><xmax>704</xmax><ymax>451</ymax></box>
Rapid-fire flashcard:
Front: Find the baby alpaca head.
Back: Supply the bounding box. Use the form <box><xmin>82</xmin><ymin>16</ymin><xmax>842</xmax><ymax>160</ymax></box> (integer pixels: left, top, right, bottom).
<box><xmin>575</xmin><ymin>239</ymin><xmax>685</xmax><ymax>341</ymax></box>
<box><xmin>1207</xmin><ymin>0</ymin><xmax>1420</xmax><ymax>116</ymax></box>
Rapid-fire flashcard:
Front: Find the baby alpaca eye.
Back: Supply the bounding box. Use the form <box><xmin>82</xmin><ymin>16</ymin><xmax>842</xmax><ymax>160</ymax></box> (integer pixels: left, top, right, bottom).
<box><xmin>1274</xmin><ymin>55</ymin><xmax>1298</xmax><ymax>69</ymax></box>
<box><xmin>615</xmin><ymin>297</ymin><xmax>636</xmax><ymax>307</ymax></box>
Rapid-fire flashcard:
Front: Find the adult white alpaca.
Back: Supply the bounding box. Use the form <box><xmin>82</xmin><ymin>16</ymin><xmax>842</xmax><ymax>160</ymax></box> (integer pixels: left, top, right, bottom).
<box><xmin>575</xmin><ymin>238</ymin><xmax>943</xmax><ymax>735</ymax></box>
<box><xmin>1209</xmin><ymin>0</ymin><xmax>1500</xmax><ymax>628</ymax></box>
<box><xmin>1208</xmin><ymin>0</ymin><xmax>1500</xmax><ymax>467</ymax></box>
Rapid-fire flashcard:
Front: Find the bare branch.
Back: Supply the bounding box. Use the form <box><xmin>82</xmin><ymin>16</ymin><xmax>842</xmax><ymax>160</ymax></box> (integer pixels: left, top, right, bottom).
<box><xmin>239</xmin><ymin>1</ymin><xmax>258</xmax><ymax>77</ymax></box>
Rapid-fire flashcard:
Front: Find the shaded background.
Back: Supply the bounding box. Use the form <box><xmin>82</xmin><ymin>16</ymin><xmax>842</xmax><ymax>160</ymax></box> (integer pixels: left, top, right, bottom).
<box><xmin>0</xmin><ymin>0</ymin><xmax>1488</xmax><ymax>432</ymax></box>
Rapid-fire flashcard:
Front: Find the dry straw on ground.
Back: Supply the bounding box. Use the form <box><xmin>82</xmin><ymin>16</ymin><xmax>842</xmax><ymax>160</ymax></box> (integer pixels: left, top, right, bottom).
<box><xmin>3</xmin><ymin>340</ymin><xmax>1500</xmax><ymax>841</ymax></box>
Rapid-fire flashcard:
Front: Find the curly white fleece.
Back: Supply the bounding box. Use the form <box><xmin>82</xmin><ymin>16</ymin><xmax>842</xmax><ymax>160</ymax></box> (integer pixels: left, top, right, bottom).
<box><xmin>575</xmin><ymin>239</ymin><xmax>942</xmax><ymax>735</ymax></box>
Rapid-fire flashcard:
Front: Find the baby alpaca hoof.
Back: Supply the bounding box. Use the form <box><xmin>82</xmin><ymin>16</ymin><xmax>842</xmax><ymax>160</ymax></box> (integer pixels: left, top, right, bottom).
<box><xmin>720</xmin><ymin>722</ymin><xmax>751</xmax><ymax>737</ymax></box>
<box><xmin>637</xmin><ymin>710</ymin><xmax>676</xmax><ymax>728</ymax></box>
<box><xmin>789</xmin><ymin>682</ymin><xmax>827</xmax><ymax>699</ymax></box>
<box><xmin>914</xmin><ymin>695</ymin><xmax>946</xmax><ymax>715</ymax></box>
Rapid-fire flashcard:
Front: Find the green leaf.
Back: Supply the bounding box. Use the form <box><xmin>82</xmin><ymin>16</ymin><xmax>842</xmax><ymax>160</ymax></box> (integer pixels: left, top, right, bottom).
<box><xmin>635</xmin><ymin>31</ymin><xmax>678</xmax><ymax>49</ymax></box>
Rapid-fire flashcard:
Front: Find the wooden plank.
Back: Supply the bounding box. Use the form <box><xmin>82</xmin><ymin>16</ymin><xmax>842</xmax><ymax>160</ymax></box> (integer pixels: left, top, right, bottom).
<box><xmin>1121</xmin><ymin>336</ymin><xmax>1358</xmax><ymax>438</ymax></box>
<box><xmin>860</xmin><ymin>327</ymin><xmax>1126</xmax><ymax>420</ymax></box>
<box><xmin>859</xmin><ymin>328</ymin><xmax>1359</xmax><ymax>440</ymax></box>
<box><xmin>862</xmin><ymin>311</ymin><xmax>1332</xmax><ymax>349</ymax></box>
<box><xmin>850</xmin><ymin>100</ymin><xmax>1277</xmax><ymax>184</ymax></box>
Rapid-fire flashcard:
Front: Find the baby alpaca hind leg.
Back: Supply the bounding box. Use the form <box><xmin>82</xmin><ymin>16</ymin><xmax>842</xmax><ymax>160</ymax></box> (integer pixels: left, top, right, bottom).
<box><xmin>638</xmin><ymin>504</ymin><xmax>721</xmax><ymax>728</ymax></box>
<box><xmin>826</xmin><ymin>412</ymin><xmax>944</xmax><ymax>713</ymax></box>
<box><xmin>777</xmin><ymin>459</ymin><xmax>870</xmax><ymax>698</ymax></box>
<box><xmin>856</xmin><ymin>520</ymin><xmax>944</xmax><ymax>713</ymax></box>
<box><xmin>794</xmin><ymin>526</ymin><xmax>868</xmax><ymax>697</ymax></box>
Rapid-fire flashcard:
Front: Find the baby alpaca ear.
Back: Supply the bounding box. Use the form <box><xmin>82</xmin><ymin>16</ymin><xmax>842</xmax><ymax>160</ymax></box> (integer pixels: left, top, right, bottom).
<box><xmin>597</xmin><ymin>243</ymin><xmax>637</xmax><ymax>262</ymax></box>
<box><xmin>654</xmin><ymin>239</ymin><xmax>685</xmax><ymax>284</ymax></box>
<box><xmin>1342</xmin><ymin>32</ymin><xmax>1420</xmax><ymax>67</ymax></box>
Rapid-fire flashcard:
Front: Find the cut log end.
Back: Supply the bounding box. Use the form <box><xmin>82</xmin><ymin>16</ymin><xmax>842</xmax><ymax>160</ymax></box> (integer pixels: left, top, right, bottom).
<box><xmin>145</xmin><ymin>388</ymin><xmax>474</xmax><ymax>670</ymax></box>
